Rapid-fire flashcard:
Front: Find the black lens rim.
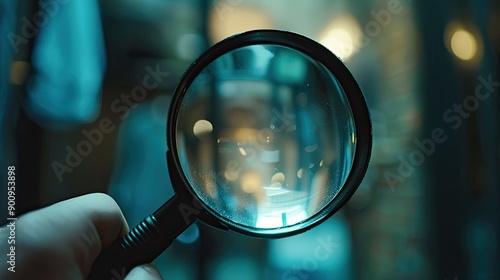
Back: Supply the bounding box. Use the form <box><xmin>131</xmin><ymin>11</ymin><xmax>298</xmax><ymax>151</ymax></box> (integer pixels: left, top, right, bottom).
<box><xmin>167</xmin><ymin>29</ymin><xmax>372</xmax><ymax>238</ymax></box>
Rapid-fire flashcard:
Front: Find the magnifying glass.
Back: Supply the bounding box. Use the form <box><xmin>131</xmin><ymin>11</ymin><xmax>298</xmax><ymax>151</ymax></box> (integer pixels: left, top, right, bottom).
<box><xmin>89</xmin><ymin>30</ymin><xmax>371</xmax><ymax>279</ymax></box>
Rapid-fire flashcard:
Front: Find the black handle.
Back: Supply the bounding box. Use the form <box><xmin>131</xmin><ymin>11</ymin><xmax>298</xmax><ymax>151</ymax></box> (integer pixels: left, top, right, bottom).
<box><xmin>87</xmin><ymin>195</ymin><xmax>196</xmax><ymax>279</ymax></box>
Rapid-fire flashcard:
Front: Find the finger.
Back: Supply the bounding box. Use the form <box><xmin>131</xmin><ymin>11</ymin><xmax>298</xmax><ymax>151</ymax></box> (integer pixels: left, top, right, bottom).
<box><xmin>7</xmin><ymin>193</ymin><xmax>128</xmax><ymax>279</ymax></box>
<box><xmin>125</xmin><ymin>264</ymin><xmax>163</xmax><ymax>280</ymax></box>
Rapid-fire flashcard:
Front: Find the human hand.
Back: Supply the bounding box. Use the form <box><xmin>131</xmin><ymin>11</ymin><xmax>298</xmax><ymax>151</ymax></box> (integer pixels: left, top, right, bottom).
<box><xmin>0</xmin><ymin>193</ymin><xmax>163</xmax><ymax>280</ymax></box>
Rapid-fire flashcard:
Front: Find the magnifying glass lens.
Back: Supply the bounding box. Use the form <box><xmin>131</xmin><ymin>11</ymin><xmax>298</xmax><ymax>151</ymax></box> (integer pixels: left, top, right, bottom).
<box><xmin>89</xmin><ymin>31</ymin><xmax>370</xmax><ymax>279</ymax></box>
<box><xmin>175</xmin><ymin>44</ymin><xmax>356</xmax><ymax>233</ymax></box>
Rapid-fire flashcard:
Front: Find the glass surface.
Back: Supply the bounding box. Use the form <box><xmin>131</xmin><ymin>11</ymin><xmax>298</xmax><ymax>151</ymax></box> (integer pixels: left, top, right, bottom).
<box><xmin>175</xmin><ymin>44</ymin><xmax>356</xmax><ymax>231</ymax></box>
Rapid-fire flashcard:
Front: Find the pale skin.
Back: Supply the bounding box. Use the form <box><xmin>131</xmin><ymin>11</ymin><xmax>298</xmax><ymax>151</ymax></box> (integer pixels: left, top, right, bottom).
<box><xmin>0</xmin><ymin>193</ymin><xmax>163</xmax><ymax>280</ymax></box>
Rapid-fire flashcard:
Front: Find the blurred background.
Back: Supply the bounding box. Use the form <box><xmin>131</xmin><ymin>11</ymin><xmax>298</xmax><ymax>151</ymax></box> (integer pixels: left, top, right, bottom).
<box><xmin>1</xmin><ymin>0</ymin><xmax>499</xmax><ymax>279</ymax></box>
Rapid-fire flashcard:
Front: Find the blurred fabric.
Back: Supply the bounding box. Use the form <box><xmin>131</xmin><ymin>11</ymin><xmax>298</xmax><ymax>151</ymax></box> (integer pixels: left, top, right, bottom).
<box><xmin>26</xmin><ymin>0</ymin><xmax>106</xmax><ymax>129</ymax></box>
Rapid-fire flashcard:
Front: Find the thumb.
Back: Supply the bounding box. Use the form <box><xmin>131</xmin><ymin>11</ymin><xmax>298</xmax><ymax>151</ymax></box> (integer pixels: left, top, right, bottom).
<box><xmin>1</xmin><ymin>193</ymin><xmax>129</xmax><ymax>280</ymax></box>
<box><xmin>125</xmin><ymin>264</ymin><xmax>163</xmax><ymax>280</ymax></box>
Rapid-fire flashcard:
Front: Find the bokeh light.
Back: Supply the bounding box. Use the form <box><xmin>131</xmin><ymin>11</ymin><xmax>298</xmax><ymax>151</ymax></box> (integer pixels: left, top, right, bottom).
<box><xmin>10</xmin><ymin>61</ymin><xmax>30</xmax><ymax>85</ymax></box>
<box><xmin>193</xmin><ymin>119</ymin><xmax>213</xmax><ymax>138</ymax></box>
<box><xmin>208</xmin><ymin>4</ymin><xmax>274</xmax><ymax>44</ymax></box>
<box><xmin>318</xmin><ymin>15</ymin><xmax>362</xmax><ymax>61</ymax></box>
<box><xmin>451</xmin><ymin>29</ymin><xmax>477</xmax><ymax>60</ymax></box>
<box><xmin>444</xmin><ymin>22</ymin><xmax>483</xmax><ymax>62</ymax></box>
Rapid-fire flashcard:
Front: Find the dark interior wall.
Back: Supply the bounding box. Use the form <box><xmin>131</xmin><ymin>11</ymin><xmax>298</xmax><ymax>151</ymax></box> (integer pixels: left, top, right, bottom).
<box><xmin>415</xmin><ymin>0</ymin><xmax>499</xmax><ymax>278</ymax></box>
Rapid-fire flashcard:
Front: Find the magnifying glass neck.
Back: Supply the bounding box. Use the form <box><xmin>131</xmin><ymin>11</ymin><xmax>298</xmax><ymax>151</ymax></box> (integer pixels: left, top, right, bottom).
<box><xmin>88</xmin><ymin>194</ymin><xmax>196</xmax><ymax>279</ymax></box>
<box><xmin>151</xmin><ymin>194</ymin><xmax>198</xmax><ymax>240</ymax></box>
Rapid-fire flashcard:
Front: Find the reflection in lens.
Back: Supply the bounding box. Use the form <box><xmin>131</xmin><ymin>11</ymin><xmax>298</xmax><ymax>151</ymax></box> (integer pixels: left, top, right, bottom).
<box><xmin>193</xmin><ymin>119</ymin><xmax>213</xmax><ymax>138</ymax></box>
<box><xmin>176</xmin><ymin>44</ymin><xmax>356</xmax><ymax>232</ymax></box>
